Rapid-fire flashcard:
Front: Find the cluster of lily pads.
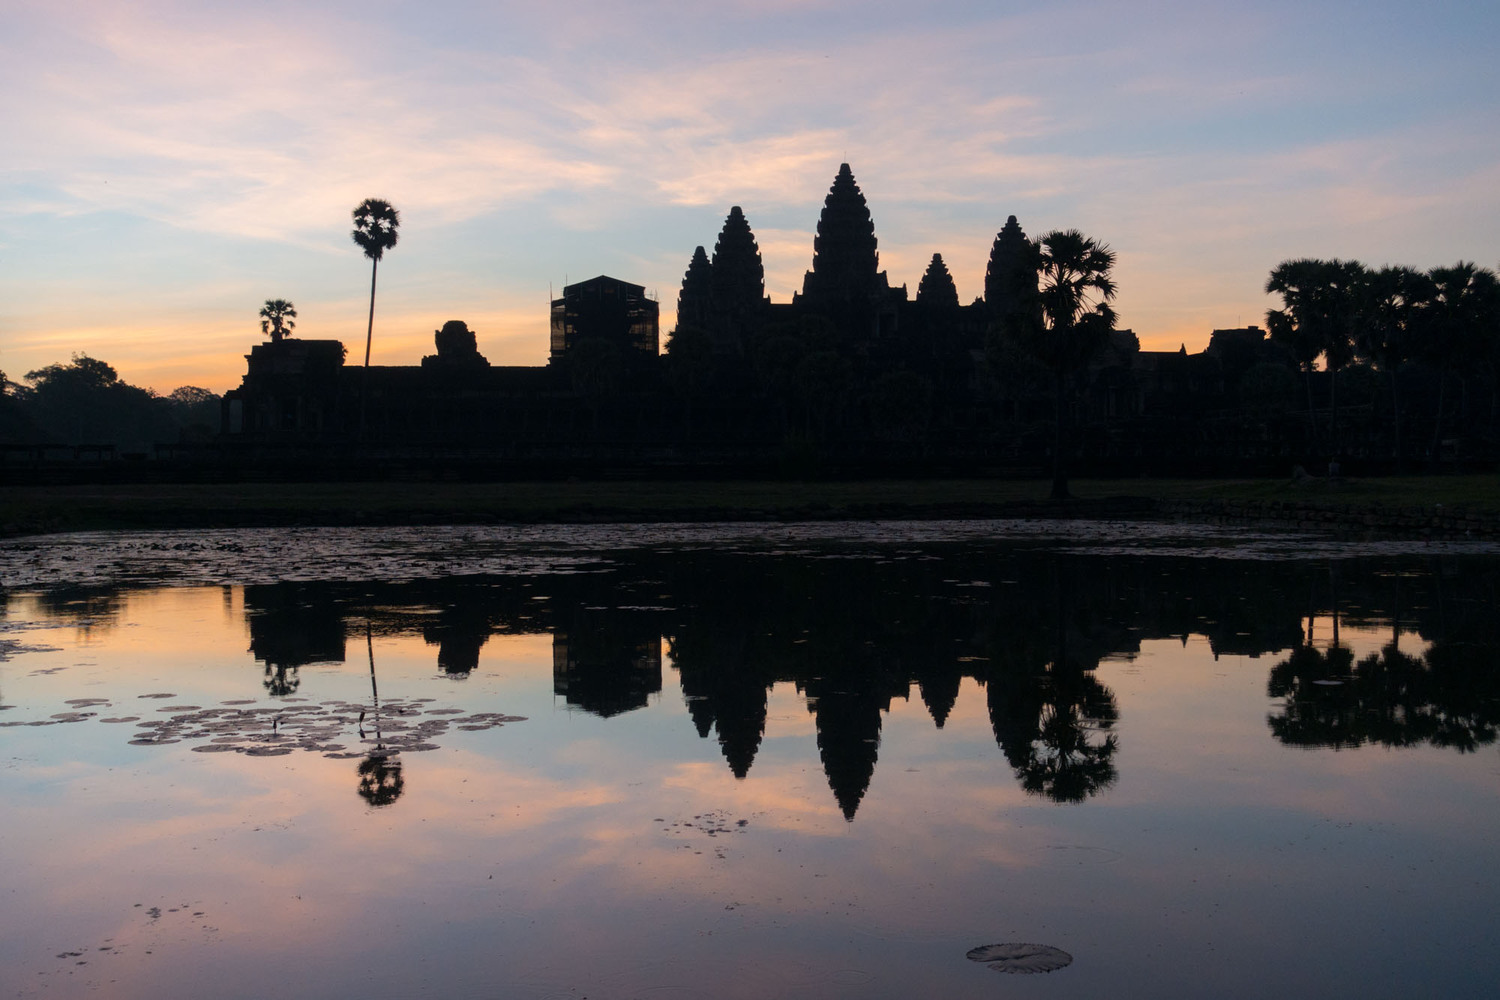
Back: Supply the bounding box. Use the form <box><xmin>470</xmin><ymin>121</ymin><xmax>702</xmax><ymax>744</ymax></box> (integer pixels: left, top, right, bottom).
<box><xmin>2</xmin><ymin>693</ymin><xmax>524</xmax><ymax>759</ymax></box>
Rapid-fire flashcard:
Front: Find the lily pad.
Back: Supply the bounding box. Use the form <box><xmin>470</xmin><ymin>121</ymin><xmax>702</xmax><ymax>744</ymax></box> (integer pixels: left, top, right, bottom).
<box><xmin>966</xmin><ymin>943</ymin><xmax>1073</xmax><ymax>974</ymax></box>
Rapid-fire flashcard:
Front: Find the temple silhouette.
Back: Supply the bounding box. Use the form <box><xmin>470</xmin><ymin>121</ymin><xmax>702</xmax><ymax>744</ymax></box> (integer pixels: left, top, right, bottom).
<box><xmin>210</xmin><ymin>163</ymin><xmax>1390</xmax><ymax>476</ymax></box>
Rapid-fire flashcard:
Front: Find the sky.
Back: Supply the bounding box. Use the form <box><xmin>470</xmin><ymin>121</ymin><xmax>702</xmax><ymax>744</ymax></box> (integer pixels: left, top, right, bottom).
<box><xmin>2</xmin><ymin>0</ymin><xmax>1498</xmax><ymax>394</ymax></box>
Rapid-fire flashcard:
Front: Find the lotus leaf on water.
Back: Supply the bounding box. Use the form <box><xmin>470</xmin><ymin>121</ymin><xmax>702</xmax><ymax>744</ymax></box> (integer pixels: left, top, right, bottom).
<box><xmin>965</xmin><ymin>942</ymin><xmax>1073</xmax><ymax>974</ymax></box>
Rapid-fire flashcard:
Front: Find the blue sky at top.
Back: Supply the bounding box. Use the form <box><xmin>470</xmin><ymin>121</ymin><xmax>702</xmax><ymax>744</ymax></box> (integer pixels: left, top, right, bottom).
<box><xmin>1</xmin><ymin>0</ymin><xmax>1497</xmax><ymax>391</ymax></box>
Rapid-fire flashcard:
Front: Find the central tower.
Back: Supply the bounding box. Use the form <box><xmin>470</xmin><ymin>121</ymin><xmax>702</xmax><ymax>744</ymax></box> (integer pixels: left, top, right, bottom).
<box><xmin>796</xmin><ymin>163</ymin><xmax>894</xmax><ymax>337</ymax></box>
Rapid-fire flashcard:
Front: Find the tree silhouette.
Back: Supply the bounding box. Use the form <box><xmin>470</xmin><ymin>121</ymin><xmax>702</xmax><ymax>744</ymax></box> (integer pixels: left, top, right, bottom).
<box><xmin>1421</xmin><ymin>262</ymin><xmax>1500</xmax><ymax>462</ymax></box>
<box><xmin>21</xmin><ymin>354</ymin><xmax>174</xmax><ymax>448</ymax></box>
<box><xmin>1265</xmin><ymin>258</ymin><xmax>1365</xmax><ymax>456</ymax></box>
<box><xmin>1022</xmin><ymin>230</ymin><xmax>1117</xmax><ymax>500</ymax></box>
<box><xmin>351</xmin><ymin>199</ymin><xmax>400</xmax><ymax>369</ymax></box>
<box><xmin>1357</xmin><ymin>266</ymin><xmax>1431</xmax><ymax>465</ymax></box>
<box><xmin>258</xmin><ymin>299</ymin><xmax>297</xmax><ymax>343</ymax></box>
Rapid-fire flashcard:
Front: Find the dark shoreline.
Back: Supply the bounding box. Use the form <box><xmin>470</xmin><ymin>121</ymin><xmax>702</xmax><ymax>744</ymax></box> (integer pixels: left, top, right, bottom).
<box><xmin>3</xmin><ymin>477</ymin><xmax>1497</xmax><ymax>541</ymax></box>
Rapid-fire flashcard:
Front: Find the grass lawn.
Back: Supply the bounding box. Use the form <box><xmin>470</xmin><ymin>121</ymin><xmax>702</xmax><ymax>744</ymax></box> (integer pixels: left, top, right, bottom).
<box><xmin>2</xmin><ymin>475</ymin><xmax>1496</xmax><ymax>536</ymax></box>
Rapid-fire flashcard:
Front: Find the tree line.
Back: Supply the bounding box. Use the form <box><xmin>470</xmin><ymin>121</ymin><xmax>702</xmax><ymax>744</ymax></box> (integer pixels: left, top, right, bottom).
<box><xmin>1263</xmin><ymin>257</ymin><xmax>1500</xmax><ymax>465</ymax></box>
<box><xmin>0</xmin><ymin>355</ymin><xmax>221</xmax><ymax>453</ymax></box>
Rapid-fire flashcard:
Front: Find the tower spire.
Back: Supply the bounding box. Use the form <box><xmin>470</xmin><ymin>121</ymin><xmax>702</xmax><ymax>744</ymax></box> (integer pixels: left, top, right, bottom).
<box><xmin>802</xmin><ymin>163</ymin><xmax>882</xmax><ymax>304</ymax></box>
<box><xmin>708</xmin><ymin>206</ymin><xmax>766</xmax><ymax>353</ymax></box>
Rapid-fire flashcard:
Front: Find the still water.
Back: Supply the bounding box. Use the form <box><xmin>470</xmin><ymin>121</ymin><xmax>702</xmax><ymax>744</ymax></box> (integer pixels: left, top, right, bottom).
<box><xmin>1</xmin><ymin>522</ymin><xmax>1497</xmax><ymax>999</ymax></box>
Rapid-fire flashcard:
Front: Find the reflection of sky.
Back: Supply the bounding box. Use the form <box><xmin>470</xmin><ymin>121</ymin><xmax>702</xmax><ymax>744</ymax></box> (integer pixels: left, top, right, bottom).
<box><xmin>3</xmin><ymin>585</ymin><xmax>1499</xmax><ymax>997</ymax></box>
<box><xmin>3</xmin><ymin>1</ymin><xmax>1498</xmax><ymax>392</ymax></box>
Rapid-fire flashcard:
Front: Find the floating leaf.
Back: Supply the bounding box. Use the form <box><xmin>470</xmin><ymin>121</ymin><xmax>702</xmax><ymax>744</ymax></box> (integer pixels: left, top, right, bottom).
<box><xmin>966</xmin><ymin>943</ymin><xmax>1073</xmax><ymax>974</ymax></box>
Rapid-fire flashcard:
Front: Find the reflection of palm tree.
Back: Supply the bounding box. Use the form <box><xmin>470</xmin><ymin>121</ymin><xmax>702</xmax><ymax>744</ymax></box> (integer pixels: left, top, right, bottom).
<box><xmin>1422</xmin><ymin>641</ymin><xmax>1500</xmax><ymax>752</ymax></box>
<box><xmin>1023</xmin><ymin>669</ymin><xmax>1118</xmax><ymax>803</ymax></box>
<box><xmin>263</xmin><ymin>660</ymin><xmax>300</xmax><ymax>696</ymax></box>
<box><xmin>1267</xmin><ymin>641</ymin><xmax>1358</xmax><ymax>748</ymax></box>
<box><xmin>356</xmin><ymin>622</ymin><xmax>405</xmax><ymax>807</ymax></box>
<box><xmin>984</xmin><ymin>558</ymin><xmax>1120</xmax><ymax>802</ymax></box>
<box><xmin>357</xmin><ymin>754</ymin><xmax>405</xmax><ymax>807</ymax></box>
<box><xmin>1350</xmin><ymin>642</ymin><xmax>1434</xmax><ymax>748</ymax></box>
<box><xmin>1262</xmin><ymin>632</ymin><xmax>1500</xmax><ymax>753</ymax></box>
<box><xmin>990</xmin><ymin>664</ymin><xmax>1119</xmax><ymax>803</ymax></box>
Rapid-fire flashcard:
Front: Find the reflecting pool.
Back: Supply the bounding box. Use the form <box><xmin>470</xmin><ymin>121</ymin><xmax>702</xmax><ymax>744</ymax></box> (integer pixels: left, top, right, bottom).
<box><xmin>2</xmin><ymin>522</ymin><xmax>1498</xmax><ymax>999</ymax></box>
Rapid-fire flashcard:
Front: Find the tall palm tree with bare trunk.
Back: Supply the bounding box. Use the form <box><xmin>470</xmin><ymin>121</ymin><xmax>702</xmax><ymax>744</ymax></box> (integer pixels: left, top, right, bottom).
<box><xmin>351</xmin><ymin>199</ymin><xmax>399</xmax><ymax>434</ymax></box>
<box><xmin>351</xmin><ymin>199</ymin><xmax>400</xmax><ymax>367</ymax></box>
<box><xmin>1016</xmin><ymin>230</ymin><xmax>1117</xmax><ymax>500</ymax></box>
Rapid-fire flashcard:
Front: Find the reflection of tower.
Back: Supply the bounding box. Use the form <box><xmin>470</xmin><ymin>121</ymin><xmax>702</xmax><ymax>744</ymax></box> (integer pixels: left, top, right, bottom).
<box><xmin>804</xmin><ymin>679</ymin><xmax>889</xmax><ymax>821</ymax></box>
<box><xmin>672</xmin><ymin>634</ymin><xmax>771</xmax><ymax>779</ymax></box>
<box><xmin>913</xmin><ymin>662</ymin><xmax>962</xmax><ymax>728</ymax></box>
<box><xmin>244</xmin><ymin>583</ymin><xmax>347</xmax><ymax>696</ymax></box>
<box><xmin>985</xmin><ymin>666</ymin><xmax>1045</xmax><ymax>773</ymax></box>
<box><xmin>422</xmin><ymin>610</ymin><xmax>491</xmax><ymax>678</ymax></box>
<box><xmin>552</xmin><ymin>626</ymin><xmax>662</xmax><ymax>718</ymax></box>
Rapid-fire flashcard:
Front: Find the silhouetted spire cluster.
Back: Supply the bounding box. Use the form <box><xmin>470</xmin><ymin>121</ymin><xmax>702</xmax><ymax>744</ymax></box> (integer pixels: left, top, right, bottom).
<box><xmin>676</xmin><ymin>246</ymin><xmax>713</xmax><ymax>333</ymax></box>
<box><xmin>670</xmin><ymin>209</ymin><xmax>768</xmax><ymax>355</ymax></box>
<box><xmin>198</xmin><ymin>159</ymin><xmax>1500</xmax><ymax>476</ymax></box>
<box><xmin>709</xmin><ymin>207</ymin><xmax>768</xmax><ymax>353</ymax></box>
<box><xmin>985</xmin><ymin>214</ymin><xmax>1037</xmax><ymax>326</ymax></box>
<box><xmin>916</xmin><ymin>253</ymin><xmax>960</xmax><ymax>310</ymax></box>
<box><xmin>801</xmin><ymin>163</ymin><xmax>886</xmax><ymax>307</ymax></box>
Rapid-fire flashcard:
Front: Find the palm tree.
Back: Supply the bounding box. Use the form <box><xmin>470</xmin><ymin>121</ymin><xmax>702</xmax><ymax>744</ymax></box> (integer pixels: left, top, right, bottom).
<box><xmin>351</xmin><ymin>199</ymin><xmax>400</xmax><ymax>369</ymax></box>
<box><xmin>1021</xmin><ymin>230</ymin><xmax>1117</xmax><ymax>500</ymax></box>
<box><xmin>258</xmin><ymin>299</ymin><xmax>297</xmax><ymax>342</ymax></box>
<box><xmin>1356</xmin><ymin>266</ymin><xmax>1431</xmax><ymax>466</ymax></box>
<box><xmin>1421</xmin><ymin>262</ymin><xmax>1500</xmax><ymax>463</ymax></box>
<box><xmin>1266</xmin><ymin>258</ymin><xmax>1365</xmax><ymax>458</ymax></box>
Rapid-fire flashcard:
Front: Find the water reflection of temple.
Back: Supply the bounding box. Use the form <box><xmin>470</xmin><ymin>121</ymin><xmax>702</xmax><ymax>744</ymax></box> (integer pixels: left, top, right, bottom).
<box><xmin>245</xmin><ymin>583</ymin><xmax>348</xmax><ymax>695</ymax></box>
<box><xmin>553</xmin><ymin>629</ymin><xmax>662</xmax><ymax>717</ymax></box>
<box><xmin>220</xmin><ymin>549</ymin><xmax>1500</xmax><ymax>818</ymax></box>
